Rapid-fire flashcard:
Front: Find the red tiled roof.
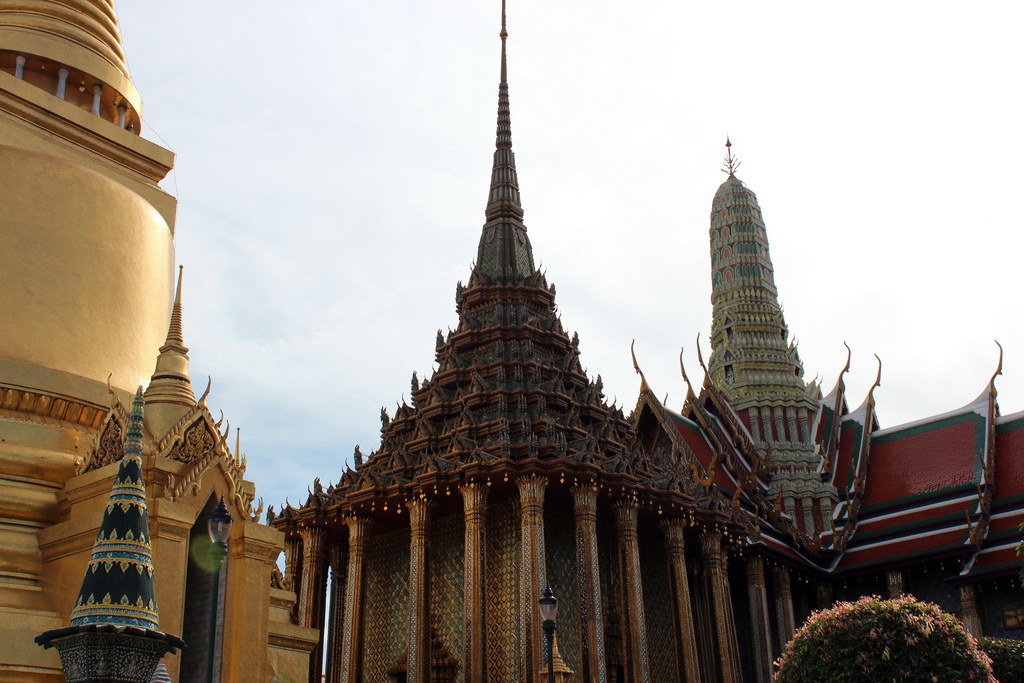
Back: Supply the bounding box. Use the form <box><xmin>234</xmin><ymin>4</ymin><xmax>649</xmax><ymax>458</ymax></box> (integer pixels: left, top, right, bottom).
<box><xmin>669</xmin><ymin>415</ymin><xmax>716</xmax><ymax>474</ymax></box>
<box><xmin>862</xmin><ymin>414</ymin><xmax>984</xmax><ymax>510</ymax></box>
<box><xmin>994</xmin><ymin>416</ymin><xmax>1024</xmax><ymax>507</ymax></box>
<box><xmin>836</xmin><ymin>526</ymin><xmax>969</xmax><ymax>571</ymax></box>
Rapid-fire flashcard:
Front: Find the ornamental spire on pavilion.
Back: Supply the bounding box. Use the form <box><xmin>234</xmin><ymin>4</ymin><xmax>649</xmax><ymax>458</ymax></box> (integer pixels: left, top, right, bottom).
<box><xmin>36</xmin><ymin>389</ymin><xmax>185</xmax><ymax>682</ymax></box>
<box><xmin>144</xmin><ymin>266</ymin><xmax>197</xmax><ymax>437</ymax></box>
<box><xmin>706</xmin><ymin>139</ymin><xmax>837</xmax><ymax>533</ymax></box>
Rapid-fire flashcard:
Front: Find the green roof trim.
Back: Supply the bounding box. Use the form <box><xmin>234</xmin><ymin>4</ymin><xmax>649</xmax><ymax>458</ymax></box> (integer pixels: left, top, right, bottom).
<box><xmin>851</xmin><ymin>511</ymin><xmax>967</xmax><ymax>543</ymax></box>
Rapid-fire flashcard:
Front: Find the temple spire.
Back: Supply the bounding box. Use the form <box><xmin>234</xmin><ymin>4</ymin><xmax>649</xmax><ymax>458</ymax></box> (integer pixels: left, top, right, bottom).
<box><xmin>144</xmin><ymin>266</ymin><xmax>196</xmax><ymax>436</ymax></box>
<box><xmin>485</xmin><ymin>0</ymin><xmax>523</xmax><ymax>220</ymax></box>
<box><xmin>166</xmin><ymin>265</ymin><xmax>185</xmax><ymax>345</ymax></box>
<box><xmin>475</xmin><ymin>0</ymin><xmax>535</xmax><ymax>282</ymax></box>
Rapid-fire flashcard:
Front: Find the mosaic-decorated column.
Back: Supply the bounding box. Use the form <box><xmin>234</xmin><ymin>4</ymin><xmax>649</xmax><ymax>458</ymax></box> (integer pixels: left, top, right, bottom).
<box><xmin>699</xmin><ymin>533</ymin><xmax>739</xmax><ymax>682</ymax></box>
<box><xmin>572</xmin><ymin>483</ymin><xmax>607</xmax><ymax>683</ymax></box>
<box><xmin>299</xmin><ymin>525</ymin><xmax>329</xmax><ymax>683</ymax></box>
<box><xmin>958</xmin><ymin>584</ymin><xmax>983</xmax><ymax>636</ymax></box>
<box><xmin>325</xmin><ymin>539</ymin><xmax>348</xmax><ymax>683</ymax></box>
<box><xmin>340</xmin><ymin>516</ymin><xmax>372</xmax><ymax>683</ymax></box>
<box><xmin>659</xmin><ymin>518</ymin><xmax>700</xmax><ymax>683</ymax></box>
<box><xmin>886</xmin><ymin>569</ymin><xmax>905</xmax><ymax>599</ymax></box>
<box><xmin>772</xmin><ymin>564</ymin><xmax>796</xmax><ymax>645</ymax></box>
<box><xmin>517</xmin><ymin>474</ymin><xmax>547</xmax><ymax>683</ymax></box>
<box><xmin>407</xmin><ymin>497</ymin><xmax>437</xmax><ymax>683</ymax></box>
<box><xmin>613</xmin><ymin>499</ymin><xmax>650</xmax><ymax>683</ymax></box>
<box><xmin>461</xmin><ymin>482</ymin><xmax>489</xmax><ymax>683</ymax></box>
<box><xmin>746</xmin><ymin>555</ymin><xmax>772</xmax><ymax>683</ymax></box>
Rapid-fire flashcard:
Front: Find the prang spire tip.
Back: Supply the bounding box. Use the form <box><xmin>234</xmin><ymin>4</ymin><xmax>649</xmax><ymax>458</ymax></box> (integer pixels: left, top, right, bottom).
<box><xmin>722</xmin><ymin>136</ymin><xmax>741</xmax><ymax>179</ymax></box>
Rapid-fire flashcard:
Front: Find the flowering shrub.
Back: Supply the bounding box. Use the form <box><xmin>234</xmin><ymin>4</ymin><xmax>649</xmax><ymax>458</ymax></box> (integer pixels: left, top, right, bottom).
<box><xmin>775</xmin><ymin>595</ymin><xmax>995</xmax><ymax>682</ymax></box>
<box><xmin>980</xmin><ymin>637</ymin><xmax>1024</xmax><ymax>683</ymax></box>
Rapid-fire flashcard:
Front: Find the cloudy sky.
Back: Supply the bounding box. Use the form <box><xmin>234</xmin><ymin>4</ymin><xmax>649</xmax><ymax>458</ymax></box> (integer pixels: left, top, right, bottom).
<box><xmin>116</xmin><ymin>1</ymin><xmax>1024</xmax><ymax>513</ymax></box>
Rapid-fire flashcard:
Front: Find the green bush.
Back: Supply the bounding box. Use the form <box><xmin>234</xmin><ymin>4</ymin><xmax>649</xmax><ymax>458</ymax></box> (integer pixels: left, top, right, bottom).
<box><xmin>775</xmin><ymin>595</ymin><xmax>994</xmax><ymax>682</ymax></box>
<box><xmin>980</xmin><ymin>637</ymin><xmax>1024</xmax><ymax>683</ymax></box>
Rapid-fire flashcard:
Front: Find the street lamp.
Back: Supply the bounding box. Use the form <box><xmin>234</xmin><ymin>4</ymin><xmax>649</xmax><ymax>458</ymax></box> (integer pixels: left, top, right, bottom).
<box><xmin>538</xmin><ymin>584</ymin><xmax>558</xmax><ymax>683</ymax></box>
<box><xmin>205</xmin><ymin>496</ymin><xmax>233</xmax><ymax>683</ymax></box>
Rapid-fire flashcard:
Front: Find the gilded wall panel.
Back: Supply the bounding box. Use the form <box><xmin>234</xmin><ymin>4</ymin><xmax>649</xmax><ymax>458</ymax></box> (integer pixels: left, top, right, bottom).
<box><xmin>485</xmin><ymin>497</ymin><xmax>521</xmax><ymax>683</ymax></box>
<box><xmin>363</xmin><ymin>527</ymin><xmax>410</xmax><ymax>681</ymax></box>
<box><xmin>639</xmin><ymin>529</ymin><xmax>676</xmax><ymax>682</ymax></box>
<box><xmin>544</xmin><ymin>497</ymin><xmax>580</xmax><ymax>674</ymax></box>
<box><xmin>431</xmin><ymin>510</ymin><xmax>466</xmax><ymax>682</ymax></box>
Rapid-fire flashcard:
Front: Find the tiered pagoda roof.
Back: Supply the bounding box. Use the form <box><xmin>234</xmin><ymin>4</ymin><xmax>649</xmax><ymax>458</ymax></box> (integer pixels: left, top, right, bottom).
<box><xmin>278</xmin><ymin>2</ymin><xmax>698</xmax><ymax>527</ymax></box>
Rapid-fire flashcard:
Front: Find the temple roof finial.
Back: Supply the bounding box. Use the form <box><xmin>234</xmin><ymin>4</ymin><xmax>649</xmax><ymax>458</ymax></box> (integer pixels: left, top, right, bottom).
<box><xmin>501</xmin><ymin>0</ymin><xmax>508</xmax><ymax>81</ymax></box>
<box><xmin>166</xmin><ymin>265</ymin><xmax>185</xmax><ymax>345</ymax></box>
<box><xmin>722</xmin><ymin>136</ymin><xmax>741</xmax><ymax>179</ymax></box>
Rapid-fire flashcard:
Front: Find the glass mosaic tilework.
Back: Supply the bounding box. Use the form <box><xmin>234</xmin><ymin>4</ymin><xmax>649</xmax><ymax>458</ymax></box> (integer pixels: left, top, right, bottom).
<box><xmin>431</xmin><ymin>511</ymin><xmax>466</xmax><ymax>682</ymax></box>
<box><xmin>486</xmin><ymin>498</ymin><xmax>521</xmax><ymax>683</ymax></box>
<box><xmin>544</xmin><ymin>497</ymin><xmax>580</xmax><ymax>674</ymax></box>
<box><xmin>363</xmin><ymin>527</ymin><xmax>410</xmax><ymax>681</ymax></box>
<box><xmin>640</xmin><ymin>531</ymin><xmax>676</xmax><ymax>682</ymax></box>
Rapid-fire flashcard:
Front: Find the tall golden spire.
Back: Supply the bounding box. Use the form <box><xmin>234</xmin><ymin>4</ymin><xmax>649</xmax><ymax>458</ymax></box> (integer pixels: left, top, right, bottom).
<box><xmin>144</xmin><ymin>266</ymin><xmax>196</xmax><ymax>436</ymax></box>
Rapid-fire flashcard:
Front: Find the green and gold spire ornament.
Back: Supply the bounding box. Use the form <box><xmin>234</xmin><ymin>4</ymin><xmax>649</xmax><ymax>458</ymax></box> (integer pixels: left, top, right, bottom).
<box><xmin>36</xmin><ymin>388</ymin><xmax>185</xmax><ymax>683</ymax></box>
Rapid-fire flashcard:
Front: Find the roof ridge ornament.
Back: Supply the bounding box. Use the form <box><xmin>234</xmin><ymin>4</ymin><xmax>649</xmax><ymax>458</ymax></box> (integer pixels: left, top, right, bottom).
<box><xmin>722</xmin><ymin>136</ymin><xmax>741</xmax><ymax>179</ymax></box>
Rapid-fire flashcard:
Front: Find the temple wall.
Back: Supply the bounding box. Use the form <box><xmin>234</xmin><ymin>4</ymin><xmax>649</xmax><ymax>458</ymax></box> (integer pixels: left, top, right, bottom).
<box><xmin>363</xmin><ymin>527</ymin><xmax>409</xmax><ymax>680</ymax></box>
<box><xmin>430</xmin><ymin>510</ymin><xmax>465</xmax><ymax>681</ymax></box>
<box><xmin>543</xmin><ymin>496</ymin><xmax>580</xmax><ymax>673</ymax></box>
<box><xmin>485</xmin><ymin>497</ymin><xmax>521</xmax><ymax>683</ymax></box>
<box><xmin>639</xmin><ymin>526</ymin><xmax>676</xmax><ymax>681</ymax></box>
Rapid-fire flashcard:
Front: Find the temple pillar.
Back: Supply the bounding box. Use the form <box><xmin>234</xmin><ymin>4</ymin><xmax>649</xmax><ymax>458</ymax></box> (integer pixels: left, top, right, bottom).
<box><xmin>659</xmin><ymin>518</ymin><xmax>700</xmax><ymax>683</ymax></box>
<box><xmin>284</xmin><ymin>534</ymin><xmax>303</xmax><ymax>598</ymax></box>
<box><xmin>959</xmin><ymin>584</ymin><xmax>983</xmax><ymax>636</ymax></box>
<box><xmin>746</xmin><ymin>555</ymin><xmax>772</xmax><ymax>683</ymax></box>
<box><xmin>613</xmin><ymin>499</ymin><xmax>650</xmax><ymax>683</ymax></box>
<box><xmin>325</xmin><ymin>539</ymin><xmax>348</xmax><ymax>683</ymax></box>
<box><xmin>299</xmin><ymin>525</ymin><xmax>329</xmax><ymax>683</ymax></box>
<box><xmin>572</xmin><ymin>483</ymin><xmax>607</xmax><ymax>683</ymax></box>
<box><xmin>772</xmin><ymin>563</ymin><xmax>795</xmax><ymax>646</ymax></box>
<box><xmin>407</xmin><ymin>497</ymin><xmax>437</xmax><ymax>683</ymax></box>
<box><xmin>461</xmin><ymin>482</ymin><xmax>489</xmax><ymax>683</ymax></box>
<box><xmin>886</xmin><ymin>569</ymin><xmax>905</xmax><ymax>599</ymax></box>
<box><xmin>340</xmin><ymin>516</ymin><xmax>372</xmax><ymax>683</ymax></box>
<box><xmin>700</xmin><ymin>533</ymin><xmax>739</xmax><ymax>682</ymax></box>
<box><xmin>814</xmin><ymin>581</ymin><xmax>834</xmax><ymax>611</ymax></box>
<box><xmin>517</xmin><ymin>474</ymin><xmax>548</xmax><ymax>683</ymax></box>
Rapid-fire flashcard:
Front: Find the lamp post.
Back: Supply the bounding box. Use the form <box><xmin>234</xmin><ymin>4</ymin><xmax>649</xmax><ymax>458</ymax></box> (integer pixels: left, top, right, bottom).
<box><xmin>205</xmin><ymin>496</ymin><xmax>233</xmax><ymax>683</ymax></box>
<box><xmin>538</xmin><ymin>584</ymin><xmax>558</xmax><ymax>683</ymax></box>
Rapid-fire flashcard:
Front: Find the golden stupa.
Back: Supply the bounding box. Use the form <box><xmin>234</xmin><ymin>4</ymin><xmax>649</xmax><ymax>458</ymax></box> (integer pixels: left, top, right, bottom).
<box><xmin>0</xmin><ymin>2</ymin><xmax>317</xmax><ymax>680</ymax></box>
